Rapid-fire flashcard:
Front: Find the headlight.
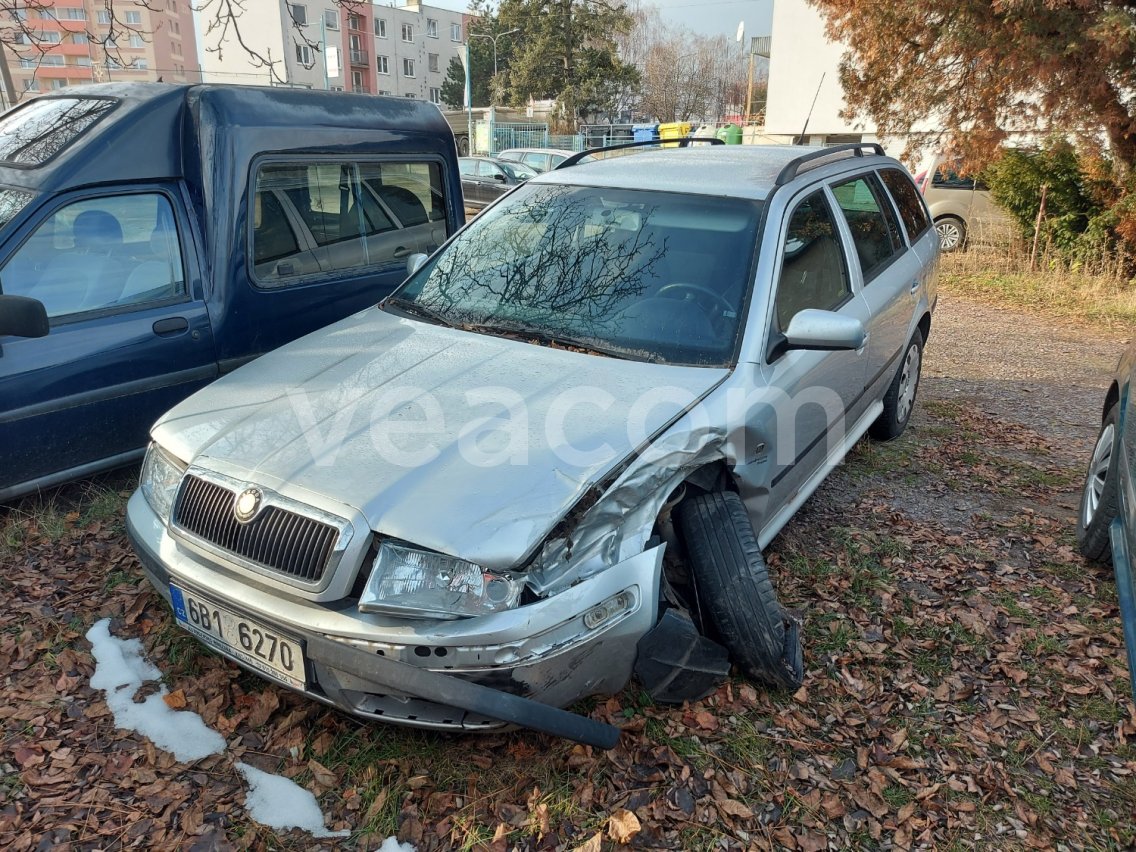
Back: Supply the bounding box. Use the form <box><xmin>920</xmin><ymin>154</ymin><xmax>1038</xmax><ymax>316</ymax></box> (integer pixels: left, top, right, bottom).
<box><xmin>359</xmin><ymin>541</ymin><xmax>523</xmax><ymax>620</ymax></box>
<box><xmin>140</xmin><ymin>443</ymin><xmax>186</xmax><ymax>522</ymax></box>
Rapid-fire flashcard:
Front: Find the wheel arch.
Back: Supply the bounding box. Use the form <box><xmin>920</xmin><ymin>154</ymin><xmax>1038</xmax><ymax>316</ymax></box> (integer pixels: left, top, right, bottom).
<box><xmin>1105</xmin><ymin>381</ymin><xmax>1121</xmax><ymax>422</ymax></box>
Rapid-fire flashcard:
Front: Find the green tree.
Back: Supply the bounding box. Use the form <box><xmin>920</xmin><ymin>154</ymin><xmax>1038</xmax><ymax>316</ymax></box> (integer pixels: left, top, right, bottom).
<box><xmin>808</xmin><ymin>0</ymin><xmax>1136</xmax><ymax>172</ymax></box>
<box><xmin>497</xmin><ymin>0</ymin><xmax>640</xmax><ymax>127</ymax></box>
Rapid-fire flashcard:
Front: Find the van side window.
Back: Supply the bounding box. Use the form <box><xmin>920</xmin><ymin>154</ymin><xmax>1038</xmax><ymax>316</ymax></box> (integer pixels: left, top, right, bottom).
<box><xmin>251</xmin><ymin>160</ymin><xmax>446</xmax><ymax>287</ymax></box>
<box><xmin>879</xmin><ymin>168</ymin><xmax>932</xmax><ymax>242</ymax></box>
<box><xmin>775</xmin><ymin>190</ymin><xmax>851</xmax><ymax>330</ymax></box>
<box><xmin>0</xmin><ymin>192</ymin><xmax>185</xmax><ymax>318</ymax></box>
<box><xmin>831</xmin><ymin>176</ymin><xmax>900</xmax><ymax>283</ymax></box>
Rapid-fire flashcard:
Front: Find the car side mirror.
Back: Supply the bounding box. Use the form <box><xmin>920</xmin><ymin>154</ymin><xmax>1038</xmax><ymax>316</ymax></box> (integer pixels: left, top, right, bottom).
<box><xmin>493</xmin><ymin>173</ymin><xmax>507</xmax><ymax>183</ymax></box>
<box><xmin>0</xmin><ymin>294</ymin><xmax>50</xmax><ymax>338</ymax></box>
<box><xmin>783</xmin><ymin>308</ymin><xmax>865</xmax><ymax>351</ymax></box>
<box><xmin>406</xmin><ymin>253</ymin><xmax>429</xmax><ymax>276</ymax></box>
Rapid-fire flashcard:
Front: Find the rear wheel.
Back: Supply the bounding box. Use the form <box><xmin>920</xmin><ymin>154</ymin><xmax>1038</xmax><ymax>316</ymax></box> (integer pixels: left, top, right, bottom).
<box><xmin>1078</xmin><ymin>403</ymin><xmax>1120</xmax><ymax>563</ymax></box>
<box><xmin>935</xmin><ymin>215</ymin><xmax>967</xmax><ymax>252</ymax></box>
<box><xmin>674</xmin><ymin>490</ymin><xmax>803</xmax><ymax>691</ymax></box>
<box><xmin>457</xmin><ymin>136</ymin><xmax>470</xmax><ymax>156</ymax></box>
<box><xmin>870</xmin><ymin>329</ymin><xmax>923</xmax><ymax>441</ymax></box>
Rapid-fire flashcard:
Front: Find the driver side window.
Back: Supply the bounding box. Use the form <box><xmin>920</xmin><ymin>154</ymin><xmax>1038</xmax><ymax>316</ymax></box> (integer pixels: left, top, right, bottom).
<box><xmin>775</xmin><ymin>190</ymin><xmax>850</xmax><ymax>330</ymax></box>
<box><xmin>0</xmin><ymin>193</ymin><xmax>186</xmax><ymax>319</ymax></box>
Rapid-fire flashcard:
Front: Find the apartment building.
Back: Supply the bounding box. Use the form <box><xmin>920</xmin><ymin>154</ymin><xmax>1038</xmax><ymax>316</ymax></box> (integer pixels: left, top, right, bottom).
<box><xmin>3</xmin><ymin>0</ymin><xmax>201</xmax><ymax>104</ymax></box>
<box><xmin>200</xmin><ymin>0</ymin><xmax>473</xmax><ymax>104</ymax></box>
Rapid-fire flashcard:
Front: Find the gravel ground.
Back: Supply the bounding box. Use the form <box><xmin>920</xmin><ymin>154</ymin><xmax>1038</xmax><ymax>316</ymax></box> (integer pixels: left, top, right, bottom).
<box><xmin>804</xmin><ymin>293</ymin><xmax>1132</xmax><ymax>532</ymax></box>
<box><xmin>922</xmin><ymin>295</ymin><xmax>1130</xmax><ymax>468</ymax></box>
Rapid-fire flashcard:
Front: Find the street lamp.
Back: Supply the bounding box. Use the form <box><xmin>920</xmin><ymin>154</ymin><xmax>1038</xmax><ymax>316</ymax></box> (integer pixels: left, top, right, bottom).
<box><xmin>470</xmin><ymin>28</ymin><xmax>519</xmax><ymax>77</ymax></box>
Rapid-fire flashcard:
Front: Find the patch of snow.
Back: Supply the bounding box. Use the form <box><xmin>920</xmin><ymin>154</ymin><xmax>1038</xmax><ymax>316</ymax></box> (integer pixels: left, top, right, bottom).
<box><xmin>85</xmin><ymin>618</ymin><xmax>225</xmax><ymax>762</ymax></box>
<box><xmin>377</xmin><ymin>838</ymin><xmax>417</xmax><ymax>852</ymax></box>
<box><xmin>235</xmin><ymin>762</ymin><xmax>350</xmax><ymax>838</ymax></box>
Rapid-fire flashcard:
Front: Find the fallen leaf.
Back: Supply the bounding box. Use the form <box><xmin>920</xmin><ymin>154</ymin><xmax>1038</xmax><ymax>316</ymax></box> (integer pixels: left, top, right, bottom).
<box><xmin>607</xmin><ymin>808</ymin><xmax>641</xmax><ymax>844</ymax></box>
<box><xmin>162</xmin><ymin>689</ymin><xmax>187</xmax><ymax>710</ymax></box>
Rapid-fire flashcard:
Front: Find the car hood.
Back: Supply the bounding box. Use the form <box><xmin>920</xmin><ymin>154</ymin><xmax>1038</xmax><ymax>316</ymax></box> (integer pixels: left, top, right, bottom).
<box><xmin>153</xmin><ymin>307</ymin><xmax>729</xmax><ymax>570</ymax></box>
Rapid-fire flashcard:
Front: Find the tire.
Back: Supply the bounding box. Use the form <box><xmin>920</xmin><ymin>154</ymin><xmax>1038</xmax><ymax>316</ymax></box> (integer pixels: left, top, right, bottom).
<box><xmin>457</xmin><ymin>136</ymin><xmax>470</xmax><ymax>156</ymax></box>
<box><xmin>870</xmin><ymin>329</ymin><xmax>924</xmax><ymax>441</ymax></box>
<box><xmin>935</xmin><ymin>215</ymin><xmax>967</xmax><ymax>252</ymax></box>
<box><xmin>674</xmin><ymin>490</ymin><xmax>803</xmax><ymax>691</ymax></box>
<box><xmin>1078</xmin><ymin>403</ymin><xmax>1120</xmax><ymax>563</ymax></box>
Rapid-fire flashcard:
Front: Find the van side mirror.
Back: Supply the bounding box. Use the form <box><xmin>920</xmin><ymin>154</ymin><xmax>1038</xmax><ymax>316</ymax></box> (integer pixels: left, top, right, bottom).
<box><xmin>406</xmin><ymin>253</ymin><xmax>429</xmax><ymax>276</ymax></box>
<box><xmin>0</xmin><ymin>294</ymin><xmax>50</xmax><ymax>338</ymax></box>
<box><xmin>784</xmin><ymin>308</ymin><xmax>865</xmax><ymax>351</ymax></box>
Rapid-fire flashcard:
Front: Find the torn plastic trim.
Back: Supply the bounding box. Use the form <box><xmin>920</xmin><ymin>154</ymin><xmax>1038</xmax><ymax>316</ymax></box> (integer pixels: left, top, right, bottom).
<box><xmin>529</xmin><ymin>424</ymin><xmax>729</xmax><ymax>596</ymax></box>
<box><xmin>304</xmin><ymin>631</ymin><xmax>621</xmax><ymax>748</ymax></box>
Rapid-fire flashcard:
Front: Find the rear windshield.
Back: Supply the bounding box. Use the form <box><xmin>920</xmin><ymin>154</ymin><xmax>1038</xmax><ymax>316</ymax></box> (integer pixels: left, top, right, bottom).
<box><xmin>0</xmin><ymin>97</ymin><xmax>117</xmax><ymax>167</ymax></box>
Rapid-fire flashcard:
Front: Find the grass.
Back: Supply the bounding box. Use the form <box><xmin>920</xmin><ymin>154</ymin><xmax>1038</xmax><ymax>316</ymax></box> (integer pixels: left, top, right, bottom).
<box><xmin>939</xmin><ymin>249</ymin><xmax>1136</xmax><ymax>327</ymax></box>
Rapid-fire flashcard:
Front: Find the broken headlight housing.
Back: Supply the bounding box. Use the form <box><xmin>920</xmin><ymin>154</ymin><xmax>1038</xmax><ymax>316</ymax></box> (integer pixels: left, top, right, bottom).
<box><xmin>140</xmin><ymin>443</ymin><xmax>186</xmax><ymax>522</ymax></box>
<box><xmin>359</xmin><ymin>541</ymin><xmax>524</xmax><ymax>620</ymax></box>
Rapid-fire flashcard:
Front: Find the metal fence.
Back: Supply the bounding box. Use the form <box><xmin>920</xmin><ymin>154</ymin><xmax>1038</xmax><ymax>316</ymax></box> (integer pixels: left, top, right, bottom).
<box><xmin>476</xmin><ymin>121</ymin><xmax>550</xmax><ymax>156</ymax></box>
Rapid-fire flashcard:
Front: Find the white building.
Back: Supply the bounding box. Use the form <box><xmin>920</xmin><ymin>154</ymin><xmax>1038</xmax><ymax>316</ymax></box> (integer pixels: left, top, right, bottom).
<box><xmin>199</xmin><ymin>0</ymin><xmax>472</xmax><ymax>102</ymax></box>
<box><xmin>763</xmin><ymin>0</ymin><xmax>878</xmax><ymax>146</ymax></box>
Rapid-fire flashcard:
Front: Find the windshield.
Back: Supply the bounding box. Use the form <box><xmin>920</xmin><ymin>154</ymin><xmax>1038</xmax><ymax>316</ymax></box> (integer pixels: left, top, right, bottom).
<box><xmin>0</xmin><ymin>97</ymin><xmax>117</xmax><ymax>167</ymax></box>
<box><xmin>390</xmin><ymin>183</ymin><xmax>762</xmax><ymax>366</ymax></box>
<box><xmin>501</xmin><ymin>162</ymin><xmax>537</xmax><ymax>181</ymax></box>
<box><xmin>0</xmin><ymin>188</ymin><xmax>35</xmax><ymax>228</ymax></box>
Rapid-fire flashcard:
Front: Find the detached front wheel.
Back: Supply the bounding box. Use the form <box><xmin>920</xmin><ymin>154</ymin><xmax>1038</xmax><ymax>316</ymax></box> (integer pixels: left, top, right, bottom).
<box><xmin>1078</xmin><ymin>403</ymin><xmax>1120</xmax><ymax>563</ymax></box>
<box><xmin>675</xmin><ymin>490</ymin><xmax>803</xmax><ymax>691</ymax></box>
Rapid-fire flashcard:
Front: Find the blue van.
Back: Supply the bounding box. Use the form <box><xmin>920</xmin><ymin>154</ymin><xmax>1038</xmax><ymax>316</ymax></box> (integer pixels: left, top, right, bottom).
<box><xmin>0</xmin><ymin>83</ymin><xmax>463</xmax><ymax>501</ymax></box>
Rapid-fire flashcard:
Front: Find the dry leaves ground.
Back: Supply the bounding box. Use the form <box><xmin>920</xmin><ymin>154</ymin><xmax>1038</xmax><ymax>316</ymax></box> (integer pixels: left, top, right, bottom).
<box><xmin>2</xmin><ymin>291</ymin><xmax>1135</xmax><ymax>851</ymax></box>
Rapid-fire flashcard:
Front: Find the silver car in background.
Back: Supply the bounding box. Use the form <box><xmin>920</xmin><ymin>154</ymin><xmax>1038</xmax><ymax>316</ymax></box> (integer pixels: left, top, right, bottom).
<box><xmin>127</xmin><ymin>143</ymin><xmax>937</xmax><ymax>746</ymax></box>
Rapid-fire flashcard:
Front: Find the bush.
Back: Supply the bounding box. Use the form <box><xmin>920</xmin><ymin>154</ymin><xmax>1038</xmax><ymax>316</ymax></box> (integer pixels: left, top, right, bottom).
<box><xmin>983</xmin><ymin>139</ymin><xmax>1118</xmax><ymax>262</ymax></box>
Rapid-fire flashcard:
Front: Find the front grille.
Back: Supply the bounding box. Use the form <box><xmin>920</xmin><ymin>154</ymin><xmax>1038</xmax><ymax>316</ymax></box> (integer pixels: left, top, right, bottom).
<box><xmin>174</xmin><ymin>474</ymin><xmax>340</xmax><ymax>583</ymax></box>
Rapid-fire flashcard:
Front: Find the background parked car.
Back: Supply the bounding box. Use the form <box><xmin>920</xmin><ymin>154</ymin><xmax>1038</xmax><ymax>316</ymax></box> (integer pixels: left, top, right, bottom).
<box><xmin>915</xmin><ymin>166</ymin><xmax>1011</xmax><ymax>252</ymax></box>
<box><xmin>496</xmin><ymin>147</ymin><xmax>578</xmax><ymax>173</ymax></box>
<box><xmin>1076</xmin><ymin>342</ymin><xmax>1136</xmax><ymax>701</ymax></box>
<box><xmin>458</xmin><ymin>156</ymin><xmax>537</xmax><ymax>208</ymax></box>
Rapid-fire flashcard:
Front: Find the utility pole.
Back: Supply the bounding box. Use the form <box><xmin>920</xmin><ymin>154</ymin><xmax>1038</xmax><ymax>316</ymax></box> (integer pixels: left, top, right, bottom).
<box><xmin>0</xmin><ymin>45</ymin><xmax>16</xmax><ymax>109</ymax></box>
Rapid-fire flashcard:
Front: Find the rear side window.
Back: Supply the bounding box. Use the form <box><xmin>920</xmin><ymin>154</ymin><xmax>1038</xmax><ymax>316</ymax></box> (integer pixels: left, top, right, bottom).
<box><xmin>880</xmin><ymin>168</ymin><xmax>931</xmax><ymax>242</ymax></box>
<box><xmin>831</xmin><ymin>176</ymin><xmax>900</xmax><ymax>282</ymax></box>
<box><xmin>250</xmin><ymin>160</ymin><xmax>446</xmax><ymax>287</ymax></box>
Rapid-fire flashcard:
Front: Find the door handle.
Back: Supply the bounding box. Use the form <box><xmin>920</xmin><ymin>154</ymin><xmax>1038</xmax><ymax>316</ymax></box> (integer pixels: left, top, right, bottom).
<box><xmin>392</xmin><ymin>246</ymin><xmax>411</xmax><ymax>258</ymax></box>
<box><xmin>153</xmin><ymin>317</ymin><xmax>189</xmax><ymax>337</ymax></box>
<box><xmin>910</xmin><ymin>281</ymin><xmax>920</xmax><ymax>296</ymax></box>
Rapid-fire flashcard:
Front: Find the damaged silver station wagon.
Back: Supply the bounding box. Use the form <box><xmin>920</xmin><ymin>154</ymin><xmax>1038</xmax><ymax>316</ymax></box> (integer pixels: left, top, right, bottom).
<box><xmin>127</xmin><ymin>142</ymin><xmax>938</xmax><ymax>747</ymax></box>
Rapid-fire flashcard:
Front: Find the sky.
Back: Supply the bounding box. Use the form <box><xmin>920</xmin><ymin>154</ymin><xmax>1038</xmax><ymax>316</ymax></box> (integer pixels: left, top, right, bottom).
<box><xmin>415</xmin><ymin>0</ymin><xmax>775</xmax><ymax>39</ymax></box>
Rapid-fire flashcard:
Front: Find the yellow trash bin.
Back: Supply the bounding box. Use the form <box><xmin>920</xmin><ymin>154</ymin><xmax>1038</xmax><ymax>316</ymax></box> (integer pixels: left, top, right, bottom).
<box><xmin>658</xmin><ymin>121</ymin><xmax>692</xmax><ymax>148</ymax></box>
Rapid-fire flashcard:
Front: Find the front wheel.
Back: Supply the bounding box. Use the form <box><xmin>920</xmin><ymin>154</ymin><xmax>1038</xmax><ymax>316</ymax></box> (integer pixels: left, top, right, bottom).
<box><xmin>1078</xmin><ymin>403</ymin><xmax>1120</xmax><ymax>563</ymax></box>
<box><xmin>674</xmin><ymin>490</ymin><xmax>803</xmax><ymax>691</ymax></box>
<box><xmin>870</xmin><ymin>329</ymin><xmax>924</xmax><ymax>441</ymax></box>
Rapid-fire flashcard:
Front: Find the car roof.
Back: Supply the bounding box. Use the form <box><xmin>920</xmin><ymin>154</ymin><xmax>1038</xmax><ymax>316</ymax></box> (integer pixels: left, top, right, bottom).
<box><xmin>532</xmin><ymin>144</ymin><xmax>901</xmax><ymax>201</ymax></box>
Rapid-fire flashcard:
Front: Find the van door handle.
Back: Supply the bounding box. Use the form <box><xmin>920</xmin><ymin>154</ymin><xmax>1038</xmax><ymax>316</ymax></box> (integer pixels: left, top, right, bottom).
<box><xmin>392</xmin><ymin>246</ymin><xmax>411</xmax><ymax>258</ymax></box>
<box><xmin>153</xmin><ymin>317</ymin><xmax>189</xmax><ymax>337</ymax></box>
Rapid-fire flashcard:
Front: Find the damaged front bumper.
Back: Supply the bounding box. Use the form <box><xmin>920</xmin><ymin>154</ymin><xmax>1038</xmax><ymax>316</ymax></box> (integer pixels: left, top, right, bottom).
<box><xmin>126</xmin><ymin>491</ymin><xmax>665</xmax><ymax>747</ymax></box>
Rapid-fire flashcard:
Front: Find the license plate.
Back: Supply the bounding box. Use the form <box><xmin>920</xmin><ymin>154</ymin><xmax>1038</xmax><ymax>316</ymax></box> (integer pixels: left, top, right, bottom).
<box><xmin>170</xmin><ymin>584</ymin><xmax>306</xmax><ymax>690</ymax></box>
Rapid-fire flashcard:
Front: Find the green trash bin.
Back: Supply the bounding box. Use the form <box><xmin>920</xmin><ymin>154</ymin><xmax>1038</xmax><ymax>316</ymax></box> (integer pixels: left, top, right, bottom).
<box><xmin>716</xmin><ymin>123</ymin><xmax>743</xmax><ymax>145</ymax></box>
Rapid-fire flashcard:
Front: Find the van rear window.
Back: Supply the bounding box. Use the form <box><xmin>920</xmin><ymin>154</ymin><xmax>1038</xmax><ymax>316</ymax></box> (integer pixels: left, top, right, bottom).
<box><xmin>0</xmin><ymin>97</ymin><xmax>117</xmax><ymax>167</ymax></box>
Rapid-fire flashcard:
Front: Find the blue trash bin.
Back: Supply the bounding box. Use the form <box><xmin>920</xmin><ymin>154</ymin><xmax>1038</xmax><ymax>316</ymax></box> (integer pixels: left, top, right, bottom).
<box><xmin>632</xmin><ymin>123</ymin><xmax>659</xmax><ymax>142</ymax></box>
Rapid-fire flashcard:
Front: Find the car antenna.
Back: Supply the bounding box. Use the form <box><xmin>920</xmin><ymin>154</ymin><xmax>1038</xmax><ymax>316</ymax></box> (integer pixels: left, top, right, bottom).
<box><xmin>795</xmin><ymin>72</ymin><xmax>825</xmax><ymax>145</ymax></box>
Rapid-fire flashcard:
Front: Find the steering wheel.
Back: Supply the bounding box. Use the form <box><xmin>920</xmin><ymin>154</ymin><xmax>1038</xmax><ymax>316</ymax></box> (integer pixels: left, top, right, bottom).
<box><xmin>656</xmin><ymin>282</ymin><xmax>734</xmax><ymax>321</ymax></box>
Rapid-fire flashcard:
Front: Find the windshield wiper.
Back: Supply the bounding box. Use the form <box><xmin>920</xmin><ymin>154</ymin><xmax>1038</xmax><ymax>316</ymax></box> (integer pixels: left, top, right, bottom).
<box><xmin>462</xmin><ymin>323</ymin><xmax>662</xmax><ymax>363</ymax></box>
<box><xmin>383</xmin><ymin>296</ymin><xmax>454</xmax><ymax>328</ymax></box>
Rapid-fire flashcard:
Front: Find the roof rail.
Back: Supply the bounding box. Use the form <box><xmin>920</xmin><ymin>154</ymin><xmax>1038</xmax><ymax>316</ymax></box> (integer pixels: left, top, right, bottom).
<box><xmin>555</xmin><ymin>136</ymin><xmax>724</xmax><ymax>170</ymax></box>
<box><xmin>775</xmin><ymin>143</ymin><xmax>887</xmax><ymax>186</ymax></box>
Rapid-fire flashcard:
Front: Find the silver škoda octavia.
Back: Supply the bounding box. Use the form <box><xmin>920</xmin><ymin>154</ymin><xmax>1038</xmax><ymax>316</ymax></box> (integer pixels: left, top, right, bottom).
<box><xmin>128</xmin><ymin>143</ymin><xmax>938</xmax><ymax>746</ymax></box>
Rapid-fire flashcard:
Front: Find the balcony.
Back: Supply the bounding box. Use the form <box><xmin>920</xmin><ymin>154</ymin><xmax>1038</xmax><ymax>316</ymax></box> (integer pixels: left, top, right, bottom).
<box><xmin>349</xmin><ymin>48</ymin><xmax>369</xmax><ymax>66</ymax></box>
